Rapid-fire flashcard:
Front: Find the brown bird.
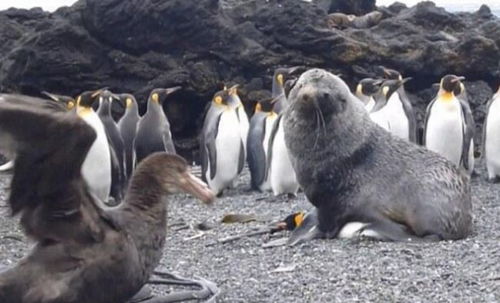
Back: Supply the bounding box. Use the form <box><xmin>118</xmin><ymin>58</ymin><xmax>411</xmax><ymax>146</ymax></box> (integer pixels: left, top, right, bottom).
<box><xmin>0</xmin><ymin>94</ymin><xmax>215</xmax><ymax>303</ymax></box>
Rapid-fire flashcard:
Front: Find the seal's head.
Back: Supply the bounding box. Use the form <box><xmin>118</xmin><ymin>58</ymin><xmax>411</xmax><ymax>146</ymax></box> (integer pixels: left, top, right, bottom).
<box><xmin>287</xmin><ymin>69</ymin><xmax>356</xmax><ymax>124</ymax></box>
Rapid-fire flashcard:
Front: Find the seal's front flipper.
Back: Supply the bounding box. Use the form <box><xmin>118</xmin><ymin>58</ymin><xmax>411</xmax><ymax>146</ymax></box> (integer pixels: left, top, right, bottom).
<box><xmin>287</xmin><ymin>209</ymin><xmax>323</xmax><ymax>246</ymax></box>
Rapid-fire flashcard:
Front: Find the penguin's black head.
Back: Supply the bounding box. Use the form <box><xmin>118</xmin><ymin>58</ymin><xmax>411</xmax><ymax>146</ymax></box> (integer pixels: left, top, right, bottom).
<box><xmin>119</xmin><ymin>93</ymin><xmax>137</xmax><ymax>109</ymax></box>
<box><xmin>257</xmin><ymin>97</ymin><xmax>276</xmax><ymax>113</ymax></box>
<box><xmin>380</xmin><ymin>77</ymin><xmax>411</xmax><ymax>100</ymax></box>
<box><xmin>378</xmin><ymin>66</ymin><xmax>402</xmax><ymax>80</ymax></box>
<box><xmin>211</xmin><ymin>89</ymin><xmax>231</xmax><ymax>107</ymax></box>
<box><xmin>148</xmin><ymin>87</ymin><xmax>181</xmax><ymax>104</ymax></box>
<box><xmin>357</xmin><ymin>78</ymin><xmax>383</xmax><ymax>97</ymax></box>
<box><xmin>42</xmin><ymin>91</ymin><xmax>76</xmax><ymax>110</ymax></box>
<box><xmin>76</xmin><ymin>89</ymin><xmax>104</xmax><ymax>108</ymax></box>
<box><xmin>97</xmin><ymin>90</ymin><xmax>122</xmax><ymax>108</ymax></box>
<box><xmin>274</xmin><ymin>66</ymin><xmax>302</xmax><ymax>88</ymax></box>
<box><xmin>440</xmin><ymin>75</ymin><xmax>465</xmax><ymax>93</ymax></box>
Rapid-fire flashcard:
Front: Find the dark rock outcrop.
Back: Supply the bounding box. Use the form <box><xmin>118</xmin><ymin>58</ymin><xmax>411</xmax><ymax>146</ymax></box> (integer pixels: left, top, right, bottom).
<box><xmin>0</xmin><ymin>0</ymin><xmax>499</xmax><ymax>161</ymax></box>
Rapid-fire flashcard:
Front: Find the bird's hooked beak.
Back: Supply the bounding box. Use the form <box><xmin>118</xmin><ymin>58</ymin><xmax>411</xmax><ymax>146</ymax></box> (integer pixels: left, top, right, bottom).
<box><xmin>177</xmin><ymin>170</ymin><xmax>215</xmax><ymax>205</ymax></box>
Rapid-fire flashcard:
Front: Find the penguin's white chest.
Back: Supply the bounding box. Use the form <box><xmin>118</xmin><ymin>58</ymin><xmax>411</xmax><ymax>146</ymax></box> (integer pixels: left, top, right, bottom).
<box><xmin>385</xmin><ymin>93</ymin><xmax>409</xmax><ymax>140</ymax></box>
<box><xmin>237</xmin><ymin>106</ymin><xmax>249</xmax><ymax>153</ymax></box>
<box><xmin>259</xmin><ymin>114</ymin><xmax>278</xmax><ymax>191</ymax></box>
<box><xmin>369</xmin><ymin>109</ymin><xmax>390</xmax><ymax>131</ymax></box>
<box><xmin>269</xmin><ymin>120</ymin><xmax>299</xmax><ymax>196</ymax></box>
<box><xmin>79</xmin><ymin>111</ymin><xmax>112</xmax><ymax>202</ymax></box>
<box><xmin>365</xmin><ymin>97</ymin><xmax>375</xmax><ymax>112</ymax></box>
<box><xmin>485</xmin><ymin>96</ymin><xmax>500</xmax><ymax>177</ymax></box>
<box><xmin>425</xmin><ymin>99</ymin><xmax>464</xmax><ymax>166</ymax></box>
<box><xmin>207</xmin><ymin>110</ymin><xmax>242</xmax><ymax>193</ymax></box>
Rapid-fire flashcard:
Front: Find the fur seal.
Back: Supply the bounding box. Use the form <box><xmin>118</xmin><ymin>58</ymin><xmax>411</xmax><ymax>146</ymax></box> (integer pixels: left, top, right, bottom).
<box><xmin>283</xmin><ymin>69</ymin><xmax>472</xmax><ymax>242</ymax></box>
<box><xmin>327</xmin><ymin>11</ymin><xmax>383</xmax><ymax>29</ymax></box>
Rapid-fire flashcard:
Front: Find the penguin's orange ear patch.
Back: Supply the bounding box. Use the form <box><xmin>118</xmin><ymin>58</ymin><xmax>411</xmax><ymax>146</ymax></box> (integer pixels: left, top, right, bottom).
<box><xmin>126</xmin><ymin>98</ymin><xmax>133</xmax><ymax>108</ymax></box>
<box><xmin>152</xmin><ymin>93</ymin><xmax>159</xmax><ymax>103</ymax></box>
<box><xmin>382</xmin><ymin>86</ymin><xmax>389</xmax><ymax>97</ymax></box>
<box><xmin>214</xmin><ymin>96</ymin><xmax>223</xmax><ymax>104</ymax></box>
<box><xmin>67</xmin><ymin>101</ymin><xmax>75</xmax><ymax>109</ymax></box>
<box><xmin>255</xmin><ymin>103</ymin><xmax>262</xmax><ymax>112</ymax></box>
<box><xmin>277</xmin><ymin>74</ymin><xmax>284</xmax><ymax>86</ymax></box>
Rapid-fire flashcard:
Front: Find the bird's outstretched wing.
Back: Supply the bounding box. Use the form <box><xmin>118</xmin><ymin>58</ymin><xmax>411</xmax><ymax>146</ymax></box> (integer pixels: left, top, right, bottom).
<box><xmin>0</xmin><ymin>94</ymin><xmax>102</xmax><ymax>243</ymax></box>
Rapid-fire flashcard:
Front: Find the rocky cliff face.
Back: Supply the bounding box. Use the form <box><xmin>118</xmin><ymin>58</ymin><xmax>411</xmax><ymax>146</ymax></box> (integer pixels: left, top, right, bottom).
<box><xmin>0</xmin><ymin>0</ymin><xmax>499</xmax><ymax>160</ymax></box>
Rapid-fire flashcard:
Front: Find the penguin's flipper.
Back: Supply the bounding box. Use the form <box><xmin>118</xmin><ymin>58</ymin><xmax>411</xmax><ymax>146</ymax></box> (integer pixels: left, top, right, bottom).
<box><xmin>202</xmin><ymin>110</ymin><xmax>222</xmax><ymax>181</ymax></box>
<box><xmin>237</xmin><ymin>140</ymin><xmax>245</xmax><ymax>175</ymax></box>
<box><xmin>0</xmin><ymin>97</ymin><xmax>98</xmax><ymax>241</ymax></box>
<box><xmin>265</xmin><ymin>114</ymin><xmax>283</xmax><ymax>181</ymax></box>
<box><xmin>459</xmin><ymin>100</ymin><xmax>475</xmax><ymax>171</ymax></box>
<box><xmin>162</xmin><ymin>127</ymin><xmax>176</xmax><ymax>154</ymax></box>
<box><xmin>247</xmin><ymin>115</ymin><xmax>267</xmax><ymax>189</ymax></box>
<box><xmin>422</xmin><ymin>98</ymin><xmax>437</xmax><ymax>146</ymax></box>
<box><xmin>108</xmin><ymin>143</ymin><xmax>124</xmax><ymax>204</ymax></box>
<box><xmin>399</xmin><ymin>89</ymin><xmax>418</xmax><ymax>143</ymax></box>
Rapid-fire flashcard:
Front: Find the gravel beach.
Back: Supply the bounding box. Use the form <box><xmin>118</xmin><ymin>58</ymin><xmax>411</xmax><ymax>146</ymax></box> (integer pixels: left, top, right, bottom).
<box><xmin>0</xmin><ymin>164</ymin><xmax>498</xmax><ymax>302</ymax></box>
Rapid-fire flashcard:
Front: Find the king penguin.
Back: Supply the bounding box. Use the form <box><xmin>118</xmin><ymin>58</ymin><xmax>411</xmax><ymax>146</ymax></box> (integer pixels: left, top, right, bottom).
<box><xmin>424</xmin><ymin>75</ymin><xmax>472</xmax><ymax>171</ymax></box>
<box><xmin>247</xmin><ymin>96</ymin><xmax>279</xmax><ymax>191</ymax></box>
<box><xmin>369</xmin><ymin>77</ymin><xmax>411</xmax><ymax>136</ymax></box>
<box><xmin>118</xmin><ymin>93</ymin><xmax>140</xmax><ymax>179</ymax></box>
<box><xmin>483</xmin><ymin>85</ymin><xmax>500</xmax><ymax>182</ymax></box>
<box><xmin>96</xmin><ymin>90</ymin><xmax>126</xmax><ymax>202</ymax></box>
<box><xmin>267</xmin><ymin>94</ymin><xmax>300</xmax><ymax>197</ymax></box>
<box><xmin>272</xmin><ymin>67</ymin><xmax>300</xmax><ymax>113</ymax></box>
<box><xmin>378</xmin><ymin>67</ymin><xmax>418</xmax><ymax>143</ymax></box>
<box><xmin>355</xmin><ymin>78</ymin><xmax>382</xmax><ymax>112</ymax></box>
<box><xmin>228</xmin><ymin>85</ymin><xmax>250</xmax><ymax>154</ymax></box>
<box><xmin>201</xmin><ymin>86</ymin><xmax>248</xmax><ymax>196</ymax></box>
<box><xmin>134</xmin><ymin>87</ymin><xmax>180</xmax><ymax>164</ymax></box>
<box><xmin>75</xmin><ymin>90</ymin><xmax>112</xmax><ymax>204</ymax></box>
